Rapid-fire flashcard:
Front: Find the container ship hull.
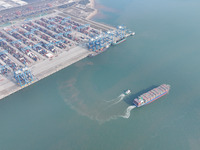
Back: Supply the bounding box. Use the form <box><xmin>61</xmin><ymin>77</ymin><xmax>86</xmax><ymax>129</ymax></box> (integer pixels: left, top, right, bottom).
<box><xmin>112</xmin><ymin>37</ymin><xmax>126</xmax><ymax>45</ymax></box>
<box><xmin>143</xmin><ymin>91</ymin><xmax>167</xmax><ymax>106</ymax></box>
<box><xmin>88</xmin><ymin>46</ymin><xmax>109</xmax><ymax>57</ymax></box>
<box><xmin>133</xmin><ymin>84</ymin><xmax>170</xmax><ymax>107</ymax></box>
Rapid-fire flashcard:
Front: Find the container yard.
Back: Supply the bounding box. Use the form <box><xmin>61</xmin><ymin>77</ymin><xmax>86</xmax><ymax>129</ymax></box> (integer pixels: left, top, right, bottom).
<box><xmin>0</xmin><ymin>0</ymin><xmax>135</xmax><ymax>100</ymax></box>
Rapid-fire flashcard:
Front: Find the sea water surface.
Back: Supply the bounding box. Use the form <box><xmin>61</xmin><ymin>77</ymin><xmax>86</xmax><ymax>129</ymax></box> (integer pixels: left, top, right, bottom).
<box><xmin>1</xmin><ymin>0</ymin><xmax>200</xmax><ymax>149</ymax></box>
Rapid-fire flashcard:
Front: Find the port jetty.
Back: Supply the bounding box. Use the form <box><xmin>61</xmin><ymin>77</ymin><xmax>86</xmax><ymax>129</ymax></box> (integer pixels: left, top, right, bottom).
<box><xmin>0</xmin><ymin>0</ymin><xmax>134</xmax><ymax>100</ymax></box>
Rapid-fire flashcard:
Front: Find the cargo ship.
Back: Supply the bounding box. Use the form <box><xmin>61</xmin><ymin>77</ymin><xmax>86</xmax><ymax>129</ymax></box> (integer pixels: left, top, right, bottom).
<box><xmin>112</xmin><ymin>37</ymin><xmax>126</xmax><ymax>45</ymax></box>
<box><xmin>133</xmin><ymin>84</ymin><xmax>170</xmax><ymax>107</ymax></box>
<box><xmin>88</xmin><ymin>45</ymin><xmax>110</xmax><ymax>57</ymax></box>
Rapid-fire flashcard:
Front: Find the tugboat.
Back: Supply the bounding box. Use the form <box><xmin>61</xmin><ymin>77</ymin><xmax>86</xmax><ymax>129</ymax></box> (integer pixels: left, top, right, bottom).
<box><xmin>124</xmin><ymin>89</ymin><xmax>131</xmax><ymax>95</ymax></box>
<box><xmin>131</xmin><ymin>32</ymin><xmax>135</xmax><ymax>36</ymax></box>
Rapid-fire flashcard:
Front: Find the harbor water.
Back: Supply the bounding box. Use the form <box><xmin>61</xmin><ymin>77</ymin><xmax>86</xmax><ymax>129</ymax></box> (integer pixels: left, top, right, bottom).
<box><xmin>1</xmin><ymin>0</ymin><xmax>200</xmax><ymax>149</ymax></box>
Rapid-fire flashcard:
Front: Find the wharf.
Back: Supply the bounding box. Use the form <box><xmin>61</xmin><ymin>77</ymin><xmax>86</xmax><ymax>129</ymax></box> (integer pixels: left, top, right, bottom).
<box><xmin>60</xmin><ymin>12</ymin><xmax>116</xmax><ymax>31</ymax></box>
<box><xmin>0</xmin><ymin>46</ymin><xmax>91</xmax><ymax>100</ymax></box>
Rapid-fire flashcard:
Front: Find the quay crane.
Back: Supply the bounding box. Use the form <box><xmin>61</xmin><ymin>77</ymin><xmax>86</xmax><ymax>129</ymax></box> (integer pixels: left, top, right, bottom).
<box><xmin>54</xmin><ymin>33</ymin><xmax>63</xmax><ymax>39</ymax></box>
<box><xmin>0</xmin><ymin>65</ymin><xmax>10</xmax><ymax>74</ymax></box>
<box><xmin>64</xmin><ymin>26</ymin><xmax>72</xmax><ymax>31</ymax></box>
<box><xmin>24</xmin><ymin>28</ymin><xmax>39</xmax><ymax>36</ymax></box>
<box><xmin>14</xmin><ymin>67</ymin><xmax>33</xmax><ymax>87</ymax></box>
<box><xmin>63</xmin><ymin>31</ymin><xmax>72</xmax><ymax>37</ymax></box>
<box><xmin>60</xmin><ymin>17</ymin><xmax>71</xmax><ymax>25</ymax></box>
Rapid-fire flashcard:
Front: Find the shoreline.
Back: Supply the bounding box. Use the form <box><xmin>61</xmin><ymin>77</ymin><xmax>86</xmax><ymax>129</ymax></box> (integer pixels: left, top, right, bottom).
<box><xmin>86</xmin><ymin>0</ymin><xmax>98</xmax><ymax>20</ymax></box>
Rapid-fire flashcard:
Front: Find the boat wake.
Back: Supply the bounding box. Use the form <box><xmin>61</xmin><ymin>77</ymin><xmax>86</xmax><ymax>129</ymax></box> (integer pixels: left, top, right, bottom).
<box><xmin>104</xmin><ymin>94</ymin><xmax>125</xmax><ymax>105</ymax></box>
<box><xmin>59</xmin><ymin>78</ymin><xmax>135</xmax><ymax>123</ymax></box>
<box><xmin>120</xmin><ymin>105</ymin><xmax>136</xmax><ymax>119</ymax></box>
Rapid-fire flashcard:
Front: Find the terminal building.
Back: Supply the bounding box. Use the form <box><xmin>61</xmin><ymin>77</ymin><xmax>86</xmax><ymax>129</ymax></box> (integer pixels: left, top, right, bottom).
<box><xmin>0</xmin><ymin>0</ymin><xmax>28</xmax><ymax>11</ymax></box>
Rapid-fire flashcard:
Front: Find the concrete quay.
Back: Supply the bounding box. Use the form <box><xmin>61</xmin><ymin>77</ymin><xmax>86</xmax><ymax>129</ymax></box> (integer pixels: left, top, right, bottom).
<box><xmin>0</xmin><ymin>46</ymin><xmax>90</xmax><ymax>100</ymax></box>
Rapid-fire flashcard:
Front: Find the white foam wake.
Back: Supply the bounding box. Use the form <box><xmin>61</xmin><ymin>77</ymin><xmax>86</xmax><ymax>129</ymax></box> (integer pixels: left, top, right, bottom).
<box><xmin>120</xmin><ymin>105</ymin><xmax>136</xmax><ymax>119</ymax></box>
<box><xmin>104</xmin><ymin>94</ymin><xmax>125</xmax><ymax>103</ymax></box>
<box><xmin>106</xmin><ymin>94</ymin><xmax>126</xmax><ymax>107</ymax></box>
